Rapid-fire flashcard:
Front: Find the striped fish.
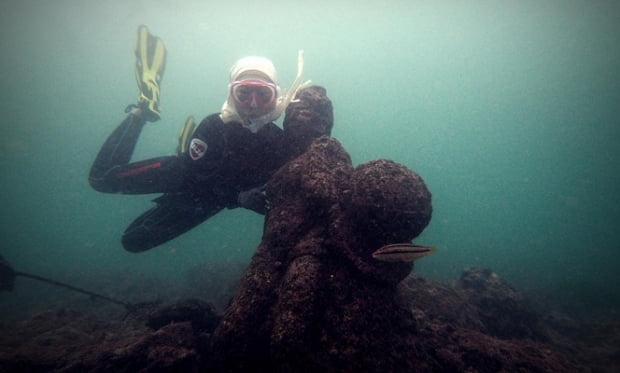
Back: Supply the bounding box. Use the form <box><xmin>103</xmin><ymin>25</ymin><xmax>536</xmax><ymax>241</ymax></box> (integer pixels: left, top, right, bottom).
<box><xmin>372</xmin><ymin>243</ymin><xmax>436</xmax><ymax>262</ymax></box>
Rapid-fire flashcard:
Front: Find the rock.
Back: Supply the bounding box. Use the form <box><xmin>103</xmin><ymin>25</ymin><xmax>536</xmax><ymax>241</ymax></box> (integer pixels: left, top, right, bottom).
<box><xmin>209</xmin><ymin>137</ymin><xmax>434</xmax><ymax>371</ymax></box>
<box><xmin>88</xmin><ymin>321</ymin><xmax>202</xmax><ymax>373</ymax></box>
<box><xmin>208</xmin><ymin>137</ymin><xmax>587</xmax><ymax>372</ymax></box>
<box><xmin>347</xmin><ymin>159</ymin><xmax>432</xmax><ymax>243</ymax></box>
<box><xmin>456</xmin><ymin>267</ymin><xmax>548</xmax><ymax>340</ymax></box>
<box><xmin>146</xmin><ymin>298</ymin><xmax>220</xmax><ymax>333</ymax></box>
<box><xmin>0</xmin><ymin>274</ymin><xmax>598</xmax><ymax>372</ymax></box>
<box><xmin>283</xmin><ymin>85</ymin><xmax>334</xmax><ymax>159</ymax></box>
<box><xmin>400</xmin><ymin>275</ymin><xmax>486</xmax><ymax>332</ymax></box>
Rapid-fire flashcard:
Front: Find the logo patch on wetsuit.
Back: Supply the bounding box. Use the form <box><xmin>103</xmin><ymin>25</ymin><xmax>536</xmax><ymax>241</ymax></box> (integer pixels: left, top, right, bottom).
<box><xmin>189</xmin><ymin>138</ymin><xmax>208</xmax><ymax>160</ymax></box>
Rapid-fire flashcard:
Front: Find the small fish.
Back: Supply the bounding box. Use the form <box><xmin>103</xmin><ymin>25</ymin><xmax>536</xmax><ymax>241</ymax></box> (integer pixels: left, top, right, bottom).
<box><xmin>372</xmin><ymin>243</ymin><xmax>436</xmax><ymax>262</ymax></box>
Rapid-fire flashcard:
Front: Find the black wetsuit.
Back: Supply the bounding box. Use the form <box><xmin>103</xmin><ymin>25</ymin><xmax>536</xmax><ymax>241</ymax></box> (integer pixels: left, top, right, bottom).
<box><xmin>89</xmin><ymin>113</ymin><xmax>287</xmax><ymax>252</ymax></box>
<box><xmin>90</xmin><ymin>85</ymin><xmax>333</xmax><ymax>252</ymax></box>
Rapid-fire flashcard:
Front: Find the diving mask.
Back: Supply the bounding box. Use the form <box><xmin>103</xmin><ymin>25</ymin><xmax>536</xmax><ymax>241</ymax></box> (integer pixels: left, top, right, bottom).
<box><xmin>230</xmin><ymin>80</ymin><xmax>277</xmax><ymax>110</ymax></box>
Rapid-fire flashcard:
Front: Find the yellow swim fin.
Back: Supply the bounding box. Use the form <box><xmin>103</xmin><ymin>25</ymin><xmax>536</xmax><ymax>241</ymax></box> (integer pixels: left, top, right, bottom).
<box><xmin>177</xmin><ymin>116</ymin><xmax>196</xmax><ymax>155</ymax></box>
<box><xmin>134</xmin><ymin>25</ymin><xmax>166</xmax><ymax>121</ymax></box>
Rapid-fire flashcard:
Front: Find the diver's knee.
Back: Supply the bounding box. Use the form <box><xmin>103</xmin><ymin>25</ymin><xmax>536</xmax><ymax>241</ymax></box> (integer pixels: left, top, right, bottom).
<box><xmin>88</xmin><ymin>175</ymin><xmax>106</xmax><ymax>192</ymax></box>
<box><xmin>121</xmin><ymin>235</ymin><xmax>153</xmax><ymax>253</ymax></box>
<box><xmin>88</xmin><ymin>173</ymin><xmax>116</xmax><ymax>193</ymax></box>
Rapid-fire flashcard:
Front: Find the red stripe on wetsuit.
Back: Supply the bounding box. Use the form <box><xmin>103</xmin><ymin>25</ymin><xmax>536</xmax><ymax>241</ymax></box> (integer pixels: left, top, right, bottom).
<box><xmin>116</xmin><ymin>162</ymin><xmax>162</xmax><ymax>179</ymax></box>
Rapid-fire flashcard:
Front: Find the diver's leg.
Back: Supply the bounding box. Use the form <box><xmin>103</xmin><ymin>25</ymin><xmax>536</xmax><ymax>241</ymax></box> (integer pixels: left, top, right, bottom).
<box><xmin>90</xmin><ymin>25</ymin><xmax>167</xmax><ymax>190</ymax></box>
<box><xmin>121</xmin><ymin>195</ymin><xmax>224</xmax><ymax>252</ymax></box>
<box><xmin>89</xmin><ymin>111</ymin><xmax>146</xmax><ymax>190</ymax></box>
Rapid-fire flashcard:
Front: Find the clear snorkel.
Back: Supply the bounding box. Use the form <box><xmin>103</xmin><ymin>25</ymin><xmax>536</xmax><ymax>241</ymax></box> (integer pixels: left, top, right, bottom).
<box><xmin>279</xmin><ymin>50</ymin><xmax>312</xmax><ymax>111</ymax></box>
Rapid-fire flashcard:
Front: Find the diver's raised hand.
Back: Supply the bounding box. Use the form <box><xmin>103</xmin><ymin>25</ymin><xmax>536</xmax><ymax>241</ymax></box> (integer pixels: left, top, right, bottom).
<box><xmin>237</xmin><ymin>185</ymin><xmax>269</xmax><ymax>215</ymax></box>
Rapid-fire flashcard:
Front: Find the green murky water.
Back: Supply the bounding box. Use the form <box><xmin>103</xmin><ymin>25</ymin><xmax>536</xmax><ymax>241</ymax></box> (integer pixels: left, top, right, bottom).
<box><xmin>1</xmin><ymin>0</ymin><xmax>618</xmax><ymax>316</ymax></box>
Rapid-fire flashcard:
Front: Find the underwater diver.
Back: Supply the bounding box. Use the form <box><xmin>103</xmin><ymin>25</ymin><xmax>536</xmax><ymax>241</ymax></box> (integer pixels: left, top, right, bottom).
<box><xmin>89</xmin><ymin>25</ymin><xmax>332</xmax><ymax>252</ymax></box>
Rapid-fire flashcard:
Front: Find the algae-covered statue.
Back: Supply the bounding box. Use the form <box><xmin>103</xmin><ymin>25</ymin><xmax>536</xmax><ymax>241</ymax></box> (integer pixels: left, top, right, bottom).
<box><xmin>209</xmin><ymin>85</ymin><xmax>434</xmax><ymax>371</ymax></box>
